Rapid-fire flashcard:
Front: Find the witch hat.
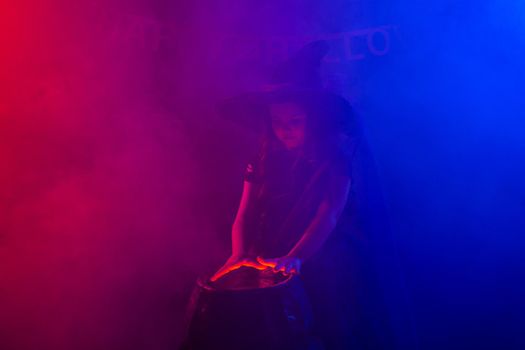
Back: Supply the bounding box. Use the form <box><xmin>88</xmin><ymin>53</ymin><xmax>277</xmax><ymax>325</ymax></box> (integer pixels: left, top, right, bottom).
<box><xmin>217</xmin><ymin>40</ymin><xmax>356</xmax><ymax>137</ymax></box>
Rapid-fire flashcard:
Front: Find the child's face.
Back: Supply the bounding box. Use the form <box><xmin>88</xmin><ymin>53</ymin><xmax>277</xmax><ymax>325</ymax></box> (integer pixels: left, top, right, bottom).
<box><xmin>269</xmin><ymin>102</ymin><xmax>307</xmax><ymax>150</ymax></box>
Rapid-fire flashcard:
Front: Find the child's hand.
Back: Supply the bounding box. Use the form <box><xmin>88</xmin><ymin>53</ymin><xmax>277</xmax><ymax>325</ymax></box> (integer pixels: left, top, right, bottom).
<box><xmin>256</xmin><ymin>256</ymin><xmax>302</xmax><ymax>276</ymax></box>
<box><xmin>210</xmin><ymin>254</ymin><xmax>266</xmax><ymax>282</ymax></box>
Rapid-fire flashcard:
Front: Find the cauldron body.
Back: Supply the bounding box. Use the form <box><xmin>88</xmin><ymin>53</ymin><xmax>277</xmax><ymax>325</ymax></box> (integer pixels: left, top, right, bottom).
<box><xmin>180</xmin><ymin>267</ymin><xmax>320</xmax><ymax>350</ymax></box>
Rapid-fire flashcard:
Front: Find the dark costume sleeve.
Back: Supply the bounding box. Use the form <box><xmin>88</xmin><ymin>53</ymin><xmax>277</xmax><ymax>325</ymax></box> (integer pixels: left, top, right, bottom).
<box><xmin>243</xmin><ymin>153</ymin><xmax>264</xmax><ymax>183</ymax></box>
<box><xmin>331</xmin><ymin>149</ymin><xmax>353</xmax><ymax>178</ymax></box>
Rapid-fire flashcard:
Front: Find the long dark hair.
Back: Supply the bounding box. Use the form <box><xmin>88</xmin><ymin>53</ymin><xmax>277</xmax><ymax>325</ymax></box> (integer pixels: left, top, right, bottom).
<box><xmin>256</xmin><ymin>92</ymin><xmax>360</xmax><ymax>171</ymax></box>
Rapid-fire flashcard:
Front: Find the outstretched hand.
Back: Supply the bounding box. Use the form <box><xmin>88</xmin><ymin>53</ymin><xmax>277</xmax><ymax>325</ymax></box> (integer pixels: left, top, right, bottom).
<box><xmin>256</xmin><ymin>256</ymin><xmax>302</xmax><ymax>276</ymax></box>
<box><xmin>210</xmin><ymin>255</ymin><xmax>267</xmax><ymax>282</ymax></box>
<box><xmin>210</xmin><ymin>254</ymin><xmax>302</xmax><ymax>282</ymax></box>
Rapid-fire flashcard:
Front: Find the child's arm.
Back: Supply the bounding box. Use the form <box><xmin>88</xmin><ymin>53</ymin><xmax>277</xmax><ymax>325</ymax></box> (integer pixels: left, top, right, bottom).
<box><xmin>258</xmin><ymin>173</ymin><xmax>351</xmax><ymax>275</ymax></box>
<box><xmin>231</xmin><ymin>180</ymin><xmax>259</xmax><ymax>256</ymax></box>
<box><xmin>211</xmin><ymin>180</ymin><xmax>264</xmax><ymax>281</ymax></box>
<box><xmin>288</xmin><ymin>173</ymin><xmax>351</xmax><ymax>261</ymax></box>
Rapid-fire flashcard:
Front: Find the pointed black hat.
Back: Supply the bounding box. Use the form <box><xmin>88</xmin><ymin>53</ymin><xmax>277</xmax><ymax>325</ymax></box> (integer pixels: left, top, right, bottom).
<box><xmin>217</xmin><ymin>40</ymin><xmax>355</xmax><ymax>136</ymax></box>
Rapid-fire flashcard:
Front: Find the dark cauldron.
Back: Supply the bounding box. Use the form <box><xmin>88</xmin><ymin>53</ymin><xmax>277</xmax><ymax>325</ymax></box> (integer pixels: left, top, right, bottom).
<box><xmin>180</xmin><ymin>267</ymin><xmax>322</xmax><ymax>350</ymax></box>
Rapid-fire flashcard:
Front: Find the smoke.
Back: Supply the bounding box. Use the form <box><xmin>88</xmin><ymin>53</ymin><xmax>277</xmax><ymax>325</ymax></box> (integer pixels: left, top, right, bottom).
<box><xmin>1</xmin><ymin>1</ymin><xmax>523</xmax><ymax>349</ymax></box>
<box><xmin>0</xmin><ymin>2</ymin><xmax>225</xmax><ymax>349</ymax></box>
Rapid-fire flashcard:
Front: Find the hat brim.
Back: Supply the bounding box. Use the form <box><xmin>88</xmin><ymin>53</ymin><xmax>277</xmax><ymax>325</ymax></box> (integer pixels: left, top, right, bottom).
<box><xmin>217</xmin><ymin>88</ymin><xmax>355</xmax><ymax>135</ymax></box>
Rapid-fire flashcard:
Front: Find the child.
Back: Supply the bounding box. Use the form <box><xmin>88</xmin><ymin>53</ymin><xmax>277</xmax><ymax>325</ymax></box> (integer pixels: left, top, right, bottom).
<box><xmin>213</xmin><ymin>53</ymin><xmax>360</xmax><ymax>347</ymax></box>
<box><xmin>211</xmin><ymin>92</ymin><xmax>355</xmax><ymax>280</ymax></box>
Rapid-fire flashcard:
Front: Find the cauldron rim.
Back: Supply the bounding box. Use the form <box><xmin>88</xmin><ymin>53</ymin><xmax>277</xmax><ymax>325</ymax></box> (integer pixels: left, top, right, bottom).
<box><xmin>198</xmin><ymin>271</ymin><xmax>296</xmax><ymax>294</ymax></box>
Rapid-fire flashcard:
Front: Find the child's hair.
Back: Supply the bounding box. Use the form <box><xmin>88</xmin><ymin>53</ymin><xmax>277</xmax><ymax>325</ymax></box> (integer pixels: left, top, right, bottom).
<box><xmin>257</xmin><ymin>94</ymin><xmax>360</xmax><ymax>167</ymax></box>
